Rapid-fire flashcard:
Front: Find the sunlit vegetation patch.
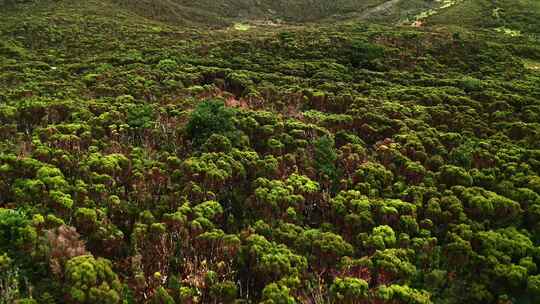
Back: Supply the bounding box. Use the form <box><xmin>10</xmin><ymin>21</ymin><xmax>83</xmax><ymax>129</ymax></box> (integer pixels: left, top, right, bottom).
<box><xmin>233</xmin><ymin>23</ymin><xmax>251</xmax><ymax>31</ymax></box>
<box><xmin>523</xmin><ymin>59</ymin><xmax>540</xmax><ymax>70</ymax></box>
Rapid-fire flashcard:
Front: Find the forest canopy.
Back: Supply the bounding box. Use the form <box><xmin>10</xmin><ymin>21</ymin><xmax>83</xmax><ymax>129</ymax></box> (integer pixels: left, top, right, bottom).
<box><xmin>1</xmin><ymin>0</ymin><xmax>540</xmax><ymax>303</ymax></box>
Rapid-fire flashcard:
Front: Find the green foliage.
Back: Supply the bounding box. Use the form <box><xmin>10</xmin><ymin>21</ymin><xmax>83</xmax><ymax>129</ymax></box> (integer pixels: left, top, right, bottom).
<box><xmin>209</xmin><ymin>281</ymin><xmax>237</xmax><ymax>303</ymax></box>
<box><xmin>329</xmin><ymin>277</ymin><xmax>368</xmax><ymax>303</ymax></box>
<box><xmin>365</xmin><ymin>225</ymin><xmax>397</xmax><ymax>250</ymax></box>
<box><xmin>157</xmin><ymin>59</ymin><xmax>179</xmax><ymax>72</ymax></box>
<box><xmin>261</xmin><ymin>283</ymin><xmax>296</xmax><ymax>304</ymax></box>
<box><xmin>193</xmin><ymin>200</ymin><xmax>223</xmax><ymax>220</ymax></box>
<box><xmin>314</xmin><ymin>135</ymin><xmax>339</xmax><ymax>184</ymax></box>
<box><xmin>150</xmin><ymin>287</ymin><xmax>175</xmax><ymax>304</ymax></box>
<box><xmin>375</xmin><ymin>284</ymin><xmax>432</xmax><ymax>304</ymax></box>
<box><xmin>296</xmin><ymin>229</ymin><xmax>354</xmax><ymax>267</ymax></box>
<box><xmin>528</xmin><ymin>275</ymin><xmax>540</xmax><ymax>296</ymax></box>
<box><xmin>349</xmin><ymin>40</ymin><xmax>385</xmax><ymax>68</ymax></box>
<box><xmin>127</xmin><ymin>104</ymin><xmax>155</xmax><ymax>131</ymax></box>
<box><xmin>0</xmin><ymin>253</ymin><xmax>21</xmax><ymax>304</ymax></box>
<box><xmin>186</xmin><ymin>100</ymin><xmax>236</xmax><ymax>147</ymax></box>
<box><xmin>243</xmin><ymin>234</ymin><xmax>307</xmax><ymax>284</ymax></box>
<box><xmin>202</xmin><ymin>134</ymin><xmax>232</xmax><ymax>153</ymax></box>
<box><xmin>439</xmin><ymin>165</ymin><xmax>473</xmax><ymax>187</ymax></box>
<box><xmin>64</xmin><ymin>255</ymin><xmax>122</xmax><ymax>304</ymax></box>
<box><xmin>355</xmin><ymin>162</ymin><xmax>394</xmax><ymax>196</ymax></box>
<box><xmin>0</xmin><ymin>1</ymin><xmax>540</xmax><ymax>303</ymax></box>
<box><xmin>0</xmin><ymin>209</ymin><xmax>36</xmax><ymax>256</ymax></box>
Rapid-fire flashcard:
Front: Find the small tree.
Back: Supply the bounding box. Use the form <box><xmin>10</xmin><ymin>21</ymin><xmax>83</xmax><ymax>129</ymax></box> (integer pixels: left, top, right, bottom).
<box><xmin>329</xmin><ymin>277</ymin><xmax>368</xmax><ymax>304</ymax></box>
<box><xmin>209</xmin><ymin>281</ymin><xmax>237</xmax><ymax>303</ymax></box>
<box><xmin>439</xmin><ymin>165</ymin><xmax>472</xmax><ymax>187</ymax></box>
<box><xmin>314</xmin><ymin>135</ymin><xmax>339</xmax><ymax>189</ymax></box>
<box><xmin>0</xmin><ymin>254</ymin><xmax>20</xmax><ymax>303</ymax></box>
<box><xmin>261</xmin><ymin>283</ymin><xmax>296</xmax><ymax>304</ymax></box>
<box><xmin>64</xmin><ymin>255</ymin><xmax>122</xmax><ymax>304</ymax></box>
<box><xmin>186</xmin><ymin>100</ymin><xmax>236</xmax><ymax>147</ymax></box>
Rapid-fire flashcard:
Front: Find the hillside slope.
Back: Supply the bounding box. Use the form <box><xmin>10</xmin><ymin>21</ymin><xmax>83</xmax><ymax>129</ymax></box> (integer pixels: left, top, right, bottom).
<box><xmin>1</xmin><ymin>1</ymin><xmax>540</xmax><ymax>304</ymax></box>
<box><xmin>113</xmin><ymin>0</ymin><xmax>463</xmax><ymax>26</ymax></box>
<box><xmin>427</xmin><ymin>0</ymin><xmax>540</xmax><ymax>35</ymax></box>
<box><xmin>113</xmin><ymin>0</ymin><xmax>540</xmax><ymax>33</ymax></box>
<box><xmin>113</xmin><ymin>0</ymin><xmax>389</xmax><ymax>25</ymax></box>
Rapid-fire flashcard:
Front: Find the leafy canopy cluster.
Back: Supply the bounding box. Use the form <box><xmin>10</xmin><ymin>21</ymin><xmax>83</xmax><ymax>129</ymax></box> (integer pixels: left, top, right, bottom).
<box><xmin>0</xmin><ymin>0</ymin><xmax>540</xmax><ymax>303</ymax></box>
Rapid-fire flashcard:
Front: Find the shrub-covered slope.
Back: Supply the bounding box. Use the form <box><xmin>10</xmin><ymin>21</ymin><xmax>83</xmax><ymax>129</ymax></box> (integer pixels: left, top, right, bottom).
<box><xmin>427</xmin><ymin>0</ymin><xmax>540</xmax><ymax>35</ymax></box>
<box><xmin>115</xmin><ymin>0</ymin><xmax>387</xmax><ymax>25</ymax></box>
<box><xmin>113</xmin><ymin>0</ymin><xmax>457</xmax><ymax>26</ymax></box>
<box><xmin>1</xmin><ymin>0</ymin><xmax>540</xmax><ymax>304</ymax></box>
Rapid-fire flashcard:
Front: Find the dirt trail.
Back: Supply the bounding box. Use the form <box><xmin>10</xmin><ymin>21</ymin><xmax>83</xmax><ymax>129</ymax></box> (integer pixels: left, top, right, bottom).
<box><xmin>358</xmin><ymin>0</ymin><xmax>401</xmax><ymax>19</ymax></box>
<box><xmin>357</xmin><ymin>0</ymin><xmax>464</xmax><ymax>23</ymax></box>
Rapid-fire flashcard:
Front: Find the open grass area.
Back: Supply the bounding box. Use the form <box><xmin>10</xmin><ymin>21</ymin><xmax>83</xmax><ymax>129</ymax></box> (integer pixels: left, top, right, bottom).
<box><xmin>524</xmin><ymin>59</ymin><xmax>540</xmax><ymax>70</ymax></box>
<box><xmin>233</xmin><ymin>23</ymin><xmax>251</xmax><ymax>31</ymax></box>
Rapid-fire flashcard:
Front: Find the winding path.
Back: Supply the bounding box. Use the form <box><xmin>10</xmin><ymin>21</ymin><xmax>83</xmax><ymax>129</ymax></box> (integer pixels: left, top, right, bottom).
<box><xmin>358</xmin><ymin>0</ymin><xmax>402</xmax><ymax>19</ymax></box>
<box><xmin>357</xmin><ymin>0</ymin><xmax>464</xmax><ymax>22</ymax></box>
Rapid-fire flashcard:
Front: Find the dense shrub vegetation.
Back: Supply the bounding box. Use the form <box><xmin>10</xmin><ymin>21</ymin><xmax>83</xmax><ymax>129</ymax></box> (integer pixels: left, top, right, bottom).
<box><xmin>1</xmin><ymin>0</ymin><xmax>540</xmax><ymax>303</ymax></box>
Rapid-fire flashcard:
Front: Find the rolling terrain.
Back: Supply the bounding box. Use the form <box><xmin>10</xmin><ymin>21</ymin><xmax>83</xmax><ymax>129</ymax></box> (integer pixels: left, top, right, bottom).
<box><xmin>1</xmin><ymin>0</ymin><xmax>540</xmax><ymax>304</ymax></box>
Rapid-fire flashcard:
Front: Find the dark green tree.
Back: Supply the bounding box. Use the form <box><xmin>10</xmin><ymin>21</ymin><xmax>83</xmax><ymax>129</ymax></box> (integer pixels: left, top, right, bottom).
<box><xmin>186</xmin><ymin>100</ymin><xmax>236</xmax><ymax>147</ymax></box>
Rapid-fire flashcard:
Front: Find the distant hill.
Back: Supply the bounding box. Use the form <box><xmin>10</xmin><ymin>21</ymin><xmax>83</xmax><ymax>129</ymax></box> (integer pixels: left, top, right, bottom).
<box><xmin>427</xmin><ymin>0</ymin><xmax>540</xmax><ymax>35</ymax></box>
<box><xmin>4</xmin><ymin>0</ymin><xmax>538</xmax><ymax>33</ymax></box>
<box><xmin>113</xmin><ymin>0</ymin><xmax>391</xmax><ymax>26</ymax></box>
<box><xmin>107</xmin><ymin>0</ymin><xmax>540</xmax><ymax>36</ymax></box>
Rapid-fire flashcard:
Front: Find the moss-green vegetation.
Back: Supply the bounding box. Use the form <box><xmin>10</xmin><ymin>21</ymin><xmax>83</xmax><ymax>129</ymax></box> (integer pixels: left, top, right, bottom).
<box><xmin>1</xmin><ymin>0</ymin><xmax>540</xmax><ymax>303</ymax></box>
<box><xmin>428</xmin><ymin>0</ymin><xmax>540</xmax><ymax>35</ymax></box>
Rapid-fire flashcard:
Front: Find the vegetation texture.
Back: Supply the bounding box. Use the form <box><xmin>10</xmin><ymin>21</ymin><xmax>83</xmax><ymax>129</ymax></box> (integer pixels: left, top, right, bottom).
<box><xmin>1</xmin><ymin>0</ymin><xmax>540</xmax><ymax>303</ymax></box>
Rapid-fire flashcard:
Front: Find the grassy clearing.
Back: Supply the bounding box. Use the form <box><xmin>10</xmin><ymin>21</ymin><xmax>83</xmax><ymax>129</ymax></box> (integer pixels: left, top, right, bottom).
<box><xmin>233</xmin><ymin>23</ymin><xmax>251</xmax><ymax>31</ymax></box>
<box><xmin>523</xmin><ymin>59</ymin><xmax>540</xmax><ymax>70</ymax></box>
<box><xmin>496</xmin><ymin>27</ymin><xmax>522</xmax><ymax>37</ymax></box>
